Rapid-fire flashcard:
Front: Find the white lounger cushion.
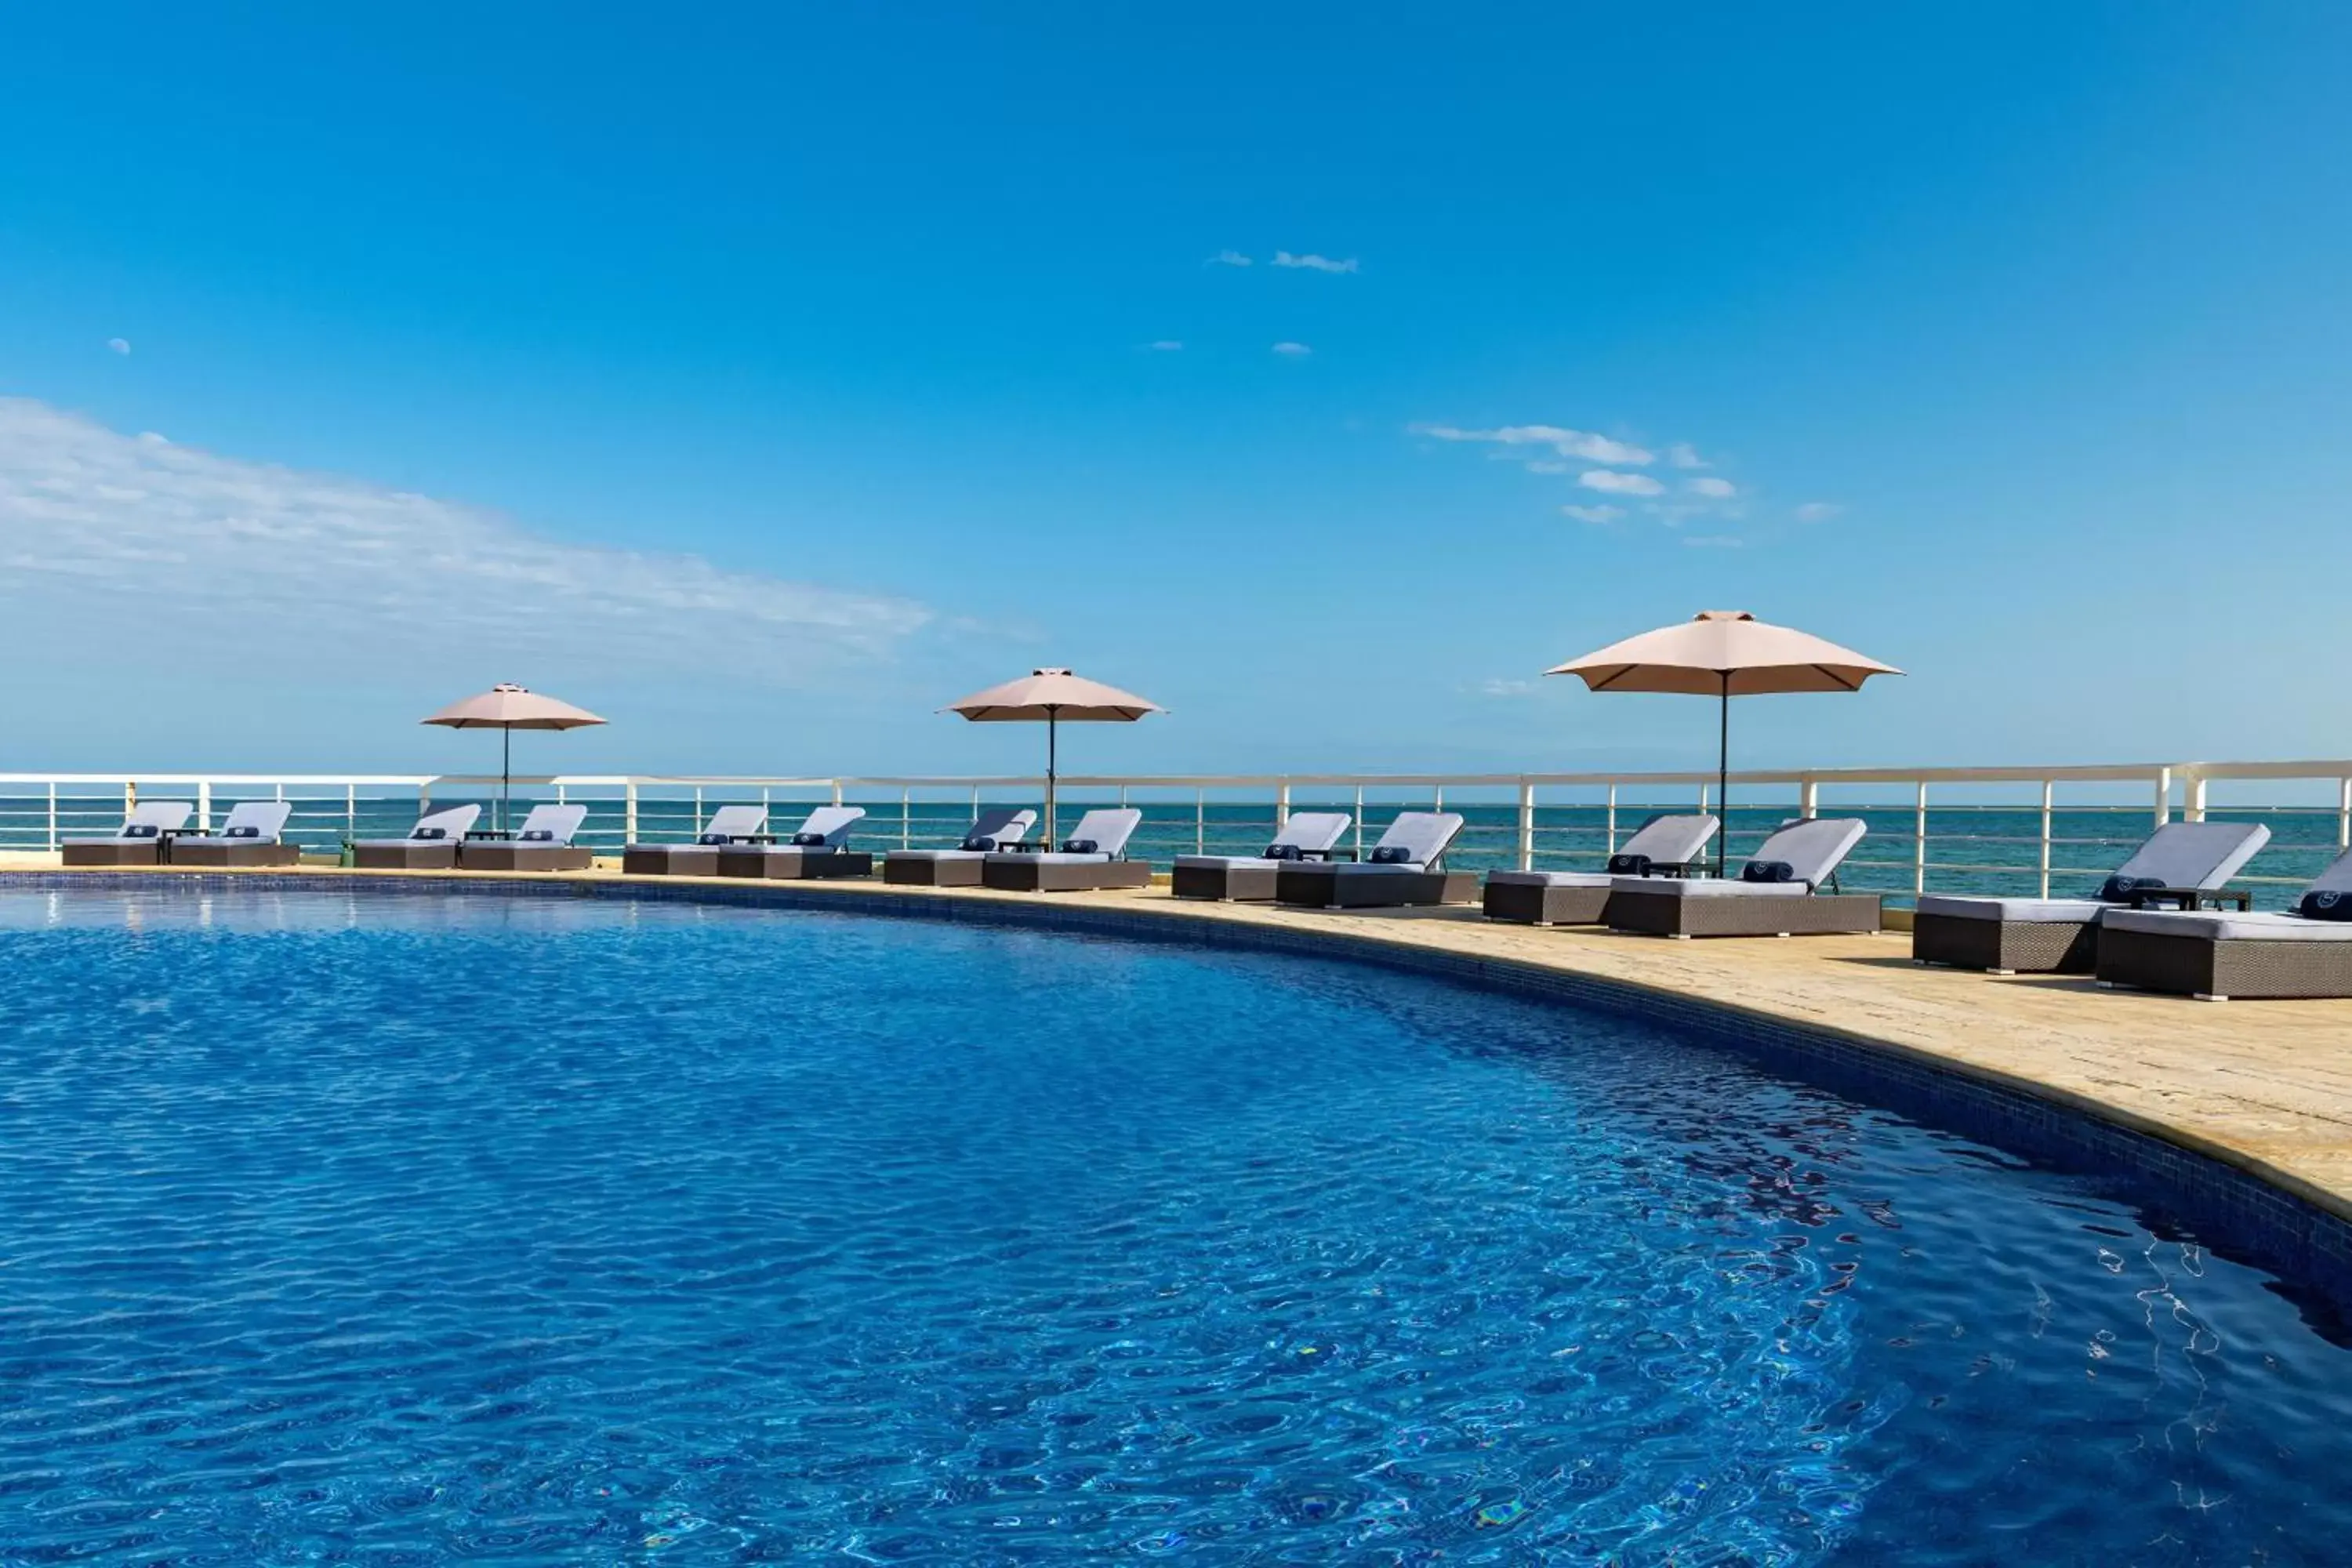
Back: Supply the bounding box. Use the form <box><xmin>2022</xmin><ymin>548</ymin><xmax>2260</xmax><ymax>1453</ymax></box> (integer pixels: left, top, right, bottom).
<box><xmin>1271</xmin><ymin>811</ymin><xmax>1351</xmax><ymax>855</ymax></box>
<box><xmin>2103</xmin><ymin>909</ymin><xmax>2352</xmax><ymax>943</ymax></box>
<box><xmin>1359</xmin><ymin>811</ymin><xmax>1464</xmax><ymax>872</ymax></box>
<box><xmin>512</xmin><ymin>804</ymin><xmax>590</xmax><ymax>844</ymax></box>
<box><xmin>887</xmin><ymin>808</ymin><xmax>1040</xmax><ymax>862</ymax></box>
<box><xmin>1739</xmin><ymin>818</ymin><xmax>1867</xmax><ymax>890</ymax></box>
<box><xmin>782</xmin><ymin>805</ymin><xmax>864</xmax><ymax>847</ymax></box>
<box><xmin>1617</xmin><ymin>814</ymin><xmax>1721</xmax><ymax>867</ymax></box>
<box><xmin>1610</xmin><ymin>877</ymin><xmax>1834</xmax><ymax>898</ymax></box>
<box><xmin>699</xmin><ymin>804</ymin><xmax>768</xmax><ymax>840</ymax></box>
<box><xmin>1915</xmin><ymin>896</ymin><xmax>2106</xmax><ymax>924</ymax></box>
<box><xmin>78</xmin><ymin>800</ymin><xmax>195</xmax><ymax>842</ymax></box>
<box><xmin>1056</xmin><ymin>808</ymin><xmax>1142</xmax><ymax>858</ymax></box>
<box><xmin>357</xmin><ymin>804</ymin><xmax>481</xmax><ymax>848</ymax></box>
<box><xmin>184</xmin><ymin>800</ymin><xmax>293</xmax><ymax>843</ymax></box>
<box><xmin>1488</xmin><ymin>869</ymin><xmax>1611</xmax><ymax>889</ymax></box>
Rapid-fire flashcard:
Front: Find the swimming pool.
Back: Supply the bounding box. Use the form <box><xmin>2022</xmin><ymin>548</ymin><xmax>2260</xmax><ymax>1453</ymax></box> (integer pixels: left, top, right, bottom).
<box><xmin>2</xmin><ymin>887</ymin><xmax>2347</xmax><ymax>1563</ymax></box>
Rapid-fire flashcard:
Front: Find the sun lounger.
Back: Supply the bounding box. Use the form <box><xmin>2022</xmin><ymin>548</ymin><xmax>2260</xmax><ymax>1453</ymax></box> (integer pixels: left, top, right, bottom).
<box><xmin>1274</xmin><ymin>811</ymin><xmax>1473</xmax><ymax>909</ymax></box>
<box><xmin>2094</xmin><ymin>850</ymin><xmax>2352</xmax><ymax>1000</ymax></box>
<box><xmin>352</xmin><ymin>805</ymin><xmax>483</xmax><ymax>870</ymax></box>
<box><xmin>883</xmin><ymin>808</ymin><xmax>1040</xmax><ymax>886</ymax></box>
<box><xmin>715</xmin><ymin>806</ymin><xmax>871</xmax><ymax>880</ymax></box>
<box><xmin>1483</xmin><ymin>813</ymin><xmax>1720</xmax><ymax>925</ymax></box>
<box><xmin>456</xmin><ymin>804</ymin><xmax>593</xmax><ymax>872</ymax></box>
<box><xmin>165</xmin><ymin>800</ymin><xmax>301</xmax><ymax>867</ymax></box>
<box><xmin>60</xmin><ymin>800</ymin><xmax>195</xmax><ymax>866</ymax></box>
<box><xmin>622</xmin><ymin>804</ymin><xmax>768</xmax><ymax>877</ymax></box>
<box><xmin>1912</xmin><ymin>820</ymin><xmax>2271</xmax><ymax>974</ymax></box>
<box><xmin>981</xmin><ymin>808</ymin><xmax>1150</xmax><ymax>892</ymax></box>
<box><xmin>1171</xmin><ymin>811</ymin><xmax>1353</xmax><ymax>901</ymax></box>
<box><xmin>1606</xmin><ymin>818</ymin><xmax>1877</xmax><ymax>937</ymax></box>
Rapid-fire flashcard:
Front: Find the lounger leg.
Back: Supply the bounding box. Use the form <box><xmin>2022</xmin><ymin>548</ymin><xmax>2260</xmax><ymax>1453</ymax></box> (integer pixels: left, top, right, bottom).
<box><xmin>1987</xmin><ymin>967</ymin><xmax>2015</xmax><ymax>977</ymax></box>
<box><xmin>2194</xmin><ymin>993</ymin><xmax>2229</xmax><ymax>1004</ymax></box>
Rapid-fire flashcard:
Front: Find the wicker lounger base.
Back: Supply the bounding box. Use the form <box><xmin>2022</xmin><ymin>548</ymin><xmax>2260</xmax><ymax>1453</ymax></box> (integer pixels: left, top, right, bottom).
<box><xmin>981</xmin><ymin>858</ymin><xmax>1153</xmax><ymax>893</ymax></box>
<box><xmin>715</xmin><ymin>851</ymin><xmax>875</xmax><ymax>880</ymax></box>
<box><xmin>1911</xmin><ymin>912</ymin><xmax>2097</xmax><ymax>975</ymax></box>
<box><xmin>622</xmin><ymin>847</ymin><xmax>728</xmax><ymax>877</ymax></box>
<box><xmin>1171</xmin><ymin>862</ymin><xmax>1284</xmax><ymax>902</ymax></box>
<box><xmin>352</xmin><ymin>844</ymin><xmax>461</xmax><ymax>870</ymax></box>
<box><xmin>456</xmin><ymin>845</ymin><xmax>595</xmax><ymax>873</ymax></box>
<box><xmin>1482</xmin><ymin>880</ymin><xmax>1610</xmax><ymax>926</ymax></box>
<box><xmin>60</xmin><ymin>843</ymin><xmax>165</xmax><ymax>866</ymax></box>
<box><xmin>883</xmin><ymin>855</ymin><xmax>989</xmax><ymax>887</ymax></box>
<box><xmin>164</xmin><ymin>842</ymin><xmax>303</xmax><ymax>869</ymax></box>
<box><xmin>2095</xmin><ymin>926</ymin><xmax>2352</xmax><ymax>1001</ymax></box>
<box><xmin>1609</xmin><ymin>889</ymin><xmax>1883</xmax><ymax>938</ymax></box>
<box><xmin>1274</xmin><ymin>867</ymin><xmax>1478</xmax><ymax>910</ymax></box>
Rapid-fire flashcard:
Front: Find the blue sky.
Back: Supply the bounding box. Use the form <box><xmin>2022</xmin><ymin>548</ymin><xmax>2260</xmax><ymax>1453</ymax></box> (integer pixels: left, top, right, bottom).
<box><xmin>2</xmin><ymin>4</ymin><xmax>2348</xmax><ymax>779</ymax></box>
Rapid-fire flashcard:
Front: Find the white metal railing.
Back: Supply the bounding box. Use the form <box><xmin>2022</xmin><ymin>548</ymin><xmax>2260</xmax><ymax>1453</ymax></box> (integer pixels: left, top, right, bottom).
<box><xmin>2</xmin><ymin>760</ymin><xmax>2347</xmax><ymax>907</ymax></box>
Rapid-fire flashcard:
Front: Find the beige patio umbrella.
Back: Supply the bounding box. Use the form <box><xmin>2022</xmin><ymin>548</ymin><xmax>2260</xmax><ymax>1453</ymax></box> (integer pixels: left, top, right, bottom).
<box><xmin>940</xmin><ymin>668</ymin><xmax>1165</xmax><ymax>843</ymax></box>
<box><xmin>422</xmin><ymin>682</ymin><xmax>608</xmax><ymax>835</ymax></box>
<box><xmin>1546</xmin><ymin>611</ymin><xmax>1900</xmax><ymax>874</ymax></box>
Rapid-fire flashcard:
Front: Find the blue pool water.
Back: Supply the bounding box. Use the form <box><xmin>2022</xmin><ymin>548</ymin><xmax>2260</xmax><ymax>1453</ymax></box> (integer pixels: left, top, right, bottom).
<box><xmin>1</xmin><ymin>889</ymin><xmax>2348</xmax><ymax>1564</ymax></box>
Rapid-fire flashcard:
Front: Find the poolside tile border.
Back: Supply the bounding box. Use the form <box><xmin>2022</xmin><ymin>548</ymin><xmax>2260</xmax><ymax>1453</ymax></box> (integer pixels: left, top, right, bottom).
<box><xmin>13</xmin><ymin>867</ymin><xmax>2352</xmax><ymax>1318</ymax></box>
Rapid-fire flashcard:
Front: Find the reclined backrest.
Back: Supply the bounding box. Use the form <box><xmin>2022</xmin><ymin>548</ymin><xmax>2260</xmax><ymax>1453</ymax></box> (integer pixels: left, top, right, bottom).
<box><xmin>514</xmin><ymin>803</ymin><xmax>590</xmax><ymax>844</ymax></box>
<box><xmin>1061</xmin><ymin>808</ymin><xmax>1142</xmax><ymax>857</ymax></box>
<box><xmin>2104</xmin><ymin>821</ymin><xmax>2271</xmax><ymax>898</ymax></box>
<box><xmin>1617</xmin><ymin>813</ymin><xmax>1720</xmax><ymax>868</ymax></box>
<box><xmin>1370</xmin><ymin>811</ymin><xmax>1465</xmax><ymax>869</ymax></box>
<box><xmin>1270</xmin><ymin>811</ymin><xmax>1351</xmax><ymax>855</ymax></box>
<box><xmin>1744</xmin><ymin>818</ymin><xmax>1867</xmax><ymax>890</ymax></box>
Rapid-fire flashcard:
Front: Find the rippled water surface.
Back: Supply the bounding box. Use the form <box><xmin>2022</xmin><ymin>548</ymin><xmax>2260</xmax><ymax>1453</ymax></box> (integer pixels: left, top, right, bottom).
<box><xmin>1</xmin><ymin>887</ymin><xmax>2347</xmax><ymax>1565</ymax></box>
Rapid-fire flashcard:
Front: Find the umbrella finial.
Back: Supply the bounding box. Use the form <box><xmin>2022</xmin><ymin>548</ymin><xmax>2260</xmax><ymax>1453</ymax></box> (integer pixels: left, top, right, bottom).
<box><xmin>1693</xmin><ymin>610</ymin><xmax>1755</xmax><ymax>622</ymax></box>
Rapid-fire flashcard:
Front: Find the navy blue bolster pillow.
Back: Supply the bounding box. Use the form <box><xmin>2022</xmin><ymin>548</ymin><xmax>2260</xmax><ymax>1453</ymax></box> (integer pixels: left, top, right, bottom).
<box><xmin>1608</xmin><ymin>853</ymin><xmax>1652</xmax><ymax>877</ymax></box>
<box><xmin>225</xmin><ymin>826</ymin><xmax>260</xmax><ymax>839</ymax></box>
<box><xmin>1061</xmin><ymin>838</ymin><xmax>1098</xmax><ymax>855</ymax></box>
<box><xmin>2299</xmin><ymin>890</ymin><xmax>2352</xmax><ymax>921</ymax></box>
<box><xmin>124</xmin><ymin>824</ymin><xmax>159</xmax><ymax>839</ymax></box>
<box><xmin>1261</xmin><ymin>843</ymin><xmax>1303</xmax><ymax>860</ymax></box>
<box><xmin>519</xmin><ymin>829</ymin><xmax>555</xmax><ymax>842</ymax></box>
<box><xmin>960</xmin><ymin>835</ymin><xmax>996</xmax><ymax>852</ymax></box>
<box><xmin>413</xmin><ymin>826</ymin><xmax>448</xmax><ymax>840</ymax></box>
<box><xmin>1368</xmin><ymin>844</ymin><xmax>1412</xmax><ymax>865</ymax></box>
<box><xmin>2099</xmin><ymin>874</ymin><xmax>2169</xmax><ymax>904</ymax></box>
<box><xmin>1741</xmin><ymin>859</ymin><xmax>1797</xmax><ymax>884</ymax></box>
<box><xmin>697</xmin><ymin>833</ymin><xmax>731</xmax><ymax>845</ymax></box>
<box><xmin>790</xmin><ymin>832</ymin><xmax>828</xmax><ymax>847</ymax></box>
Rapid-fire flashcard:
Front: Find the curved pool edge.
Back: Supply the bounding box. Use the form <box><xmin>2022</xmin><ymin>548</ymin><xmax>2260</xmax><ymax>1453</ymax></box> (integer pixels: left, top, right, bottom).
<box><xmin>12</xmin><ymin>865</ymin><xmax>2352</xmax><ymax>1318</ymax></box>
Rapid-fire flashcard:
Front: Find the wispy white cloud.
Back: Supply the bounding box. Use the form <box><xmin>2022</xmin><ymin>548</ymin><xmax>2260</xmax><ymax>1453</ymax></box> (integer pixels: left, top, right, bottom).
<box><xmin>1562</xmin><ymin>504</ymin><xmax>1623</xmax><ymax>523</ymax></box>
<box><xmin>1207</xmin><ymin>249</ymin><xmax>1253</xmax><ymax>267</ymax></box>
<box><xmin>1686</xmin><ymin>476</ymin><xmax>1737</xmax><ymax>499</ymax></box>
<box><xmin>1410</xmin><ymin>423</ymin><xmax>1655</xmax><ymax>466</ymax></box>
<box><xmin>1271</xmin><ymin>341</ymin><xmax>1313</xmax><ymax>357</ymax></box>
<box><xmin>1479</xmin><ymin>677</ymin><xmax>1537</xmax><ymax>698</ymax></box>
<box><xmin>106</xmin><ymin>338</ymin><xmax>132</xmax><ymax>356</ymax></box>
<box><xmin>1794</xmin><ymin>501</ymin><xmax>1842</xmax><ymax>522</ymax></box>
<box><xmin>0</xmin><ymin>397</ymin><xmax>937</xmax><ymax>677</ymax></box>
<box><xmin>1272</xmin><ymin>251</ymin><xmax>1359</xmax><ymax>274</ymax></box>
<box><xmin>1145</xmin><ymin>339</ymin><xmax>1184</xmax><ymax>351</ymax></box>
<box><xmin>1579</xmin><ymin>470</ymin><xmax>1664</xmax><ymax>496</ymax></box>
<box><xmin>1429</xmin><ymin>424</ymin><xmax>1641</xmax><ymax>464</ymax></box>
<box><xmin>1682</xmin><ymin>535</ymin><xmax>1744</xmax><ymax>549</ymax></box>
<box><xmin>1665</xmin><ymin>441</ymin><xmax>1705</xmax><ymax>469</ymax></box>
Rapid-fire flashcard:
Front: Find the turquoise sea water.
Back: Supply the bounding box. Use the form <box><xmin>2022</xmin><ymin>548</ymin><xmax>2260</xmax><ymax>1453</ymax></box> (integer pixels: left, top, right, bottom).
<box><xmin>1</xmin><ymin>884</ymin><xmax>2349</xmax><ymax>1563</ymax></box>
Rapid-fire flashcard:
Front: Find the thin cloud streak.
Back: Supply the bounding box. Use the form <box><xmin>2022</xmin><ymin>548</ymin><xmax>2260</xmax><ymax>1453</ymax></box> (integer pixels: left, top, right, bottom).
<box><xmin>0</xmin><ymin>397</ymin><xmax>937</xmax><ymax>678</ymax></box>
<box><xmin>1272</xmin><ymin>251</ymin><xmax>1359</xmax><ymax>273</ymax></box>
<box><xmin>1412</xmin><ymin>423</ymin><xmax>1654</xmax><ymax>466</ymax></box>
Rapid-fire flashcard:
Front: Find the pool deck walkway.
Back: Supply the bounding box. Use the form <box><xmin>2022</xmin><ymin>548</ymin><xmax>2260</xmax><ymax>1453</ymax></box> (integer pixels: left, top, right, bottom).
<box><xmin>16</xmin><ymin>861</ymin><xmax>2352</xmax><ymax>1226</ymax></box>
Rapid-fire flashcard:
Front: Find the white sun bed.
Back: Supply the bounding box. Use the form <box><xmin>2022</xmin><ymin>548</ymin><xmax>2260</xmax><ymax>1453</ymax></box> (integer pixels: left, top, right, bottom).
<box><xmin>883</xmin><ymin>808</ymin><xmax>1041</xmax><ymax>886</ymax></box>
<box><xmin>1606</xmin><ymin>818</ymin><xmax>1877</xmax><ymax>937</ymax></box>
<box><xmin>622</xmin><ymin>804</ymin><xmax>769</xmax><ymax>877</ymax></box>
<box><xmin>1171</xmin><ymin>811</ymin><xmax>1353</xmax><ymax>901</ymax></box>
<box><xmin>982</xmin><ymin>808</ymin><xmax>1149</xmax><ymax>892</ymax></box>
<box><xmin>1483</xmin><ymin>812</ymin><xmax>1721</xmax><ymax>925</ymax></box>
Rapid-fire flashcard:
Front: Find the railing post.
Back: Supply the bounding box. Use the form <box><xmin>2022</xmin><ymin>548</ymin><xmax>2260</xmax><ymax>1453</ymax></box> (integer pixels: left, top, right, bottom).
<box><xmin>2184</xmin><ymin>774</ymin><xmax>2207</xmax><ymax>823</ymax></box>
<box><xmin>2038</xmin><ymin>779</ymin><xmax>2054</xmax><ymax>898</ymax></box>
<box><xmin>1276</xmin><ymin>780</ymin><xmax>1290</xmax><ymax>829</ymax></box>
<box><xmin>2340</xmin><ymin>778</ymin><xmax>2352</xmax><ymax>850</ymax></box>
<box><xmin>198</xmin><ymin>779</ymin><xmax>212</xmax><ymax>833</ymax></box>
<box><xmin>2152</xmin><ymin>767</ymin><xmax>2172</xmax><ymax>829</ymax></box>
<box><xmin>1196</xmin><ymin>790</ymin><xmax>1206</xmax><ymax>855</ymax></box>
<box><xmin>1799</xmin><ymin>778</ymin><xmax>1819</xmax><ymax>819</ymax></box>
<box><xmin>1913</xmin><ymin>781</ymin><xmax>1928</xmax><ymax>899</ymax></box>
<box><xmin>45</xmin><ymin>781</ymin><xmax>57</xmax><ymax>851</ymax></box>
<box><xmin>1515</xmin><ymin>779</ymin><xmax>1535</xmax><ymax>871</ymax></box>
<box><xmin>901</xmin><ymin>787</ymin><xmax>911</xmax><ymax>851</ymax></box>
<box><xmin>1606</xmin><ymin>784</ymin><xmax>1617</xmax><ymax>857</ymax></box>
<box><xmin>831</xmin><ymin>779</ymin><xmax>844</xmax><ymax>808</ymax></box>
<box><xmin>1352</xmin><ymin>786</ymin><xmax>1364</xmax><ymax>861</ymax></box>
<box><xmin>624</xmin><ymin>782</ymin><xmax>638</xmax><ymax>844</ymax></box>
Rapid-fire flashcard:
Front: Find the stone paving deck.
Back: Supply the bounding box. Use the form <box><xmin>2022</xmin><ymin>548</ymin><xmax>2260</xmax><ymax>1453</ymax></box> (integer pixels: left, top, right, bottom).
<box><xmin>16</xmin><ymin>862</ymin><xmax>2352</xmax><ymax>1225</ymax></box>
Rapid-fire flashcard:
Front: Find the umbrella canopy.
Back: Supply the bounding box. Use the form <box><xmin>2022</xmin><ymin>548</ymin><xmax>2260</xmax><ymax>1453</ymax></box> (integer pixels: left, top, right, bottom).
<box><xmin>940</xmin><ymin>668</ymin><xmax>1164</xmax><ymax>841</ymax></box>
<box><xmin>422</xmin><ymin>683</ymin><xmax>608</xmax><ymax>833</ymax></box>
<box><xmin>1546</xmin><ymin>612</ymin><xmax>1900</xmax><ymax>873</ymax></box>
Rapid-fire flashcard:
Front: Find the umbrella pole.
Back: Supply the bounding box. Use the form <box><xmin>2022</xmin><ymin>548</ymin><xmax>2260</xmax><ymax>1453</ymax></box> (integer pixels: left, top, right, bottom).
<box><xmin>1717</xmin><ymin>673</ymin><xmax>1730</xmax><ymax>878</ymax></box>
<box><xmin>502</xmin><ymin>728</ymin><xmax>511</xmax><ymax>837</ymax></box>
<box><xmin>1045</xmin><ymin>706</ymin><xmax>1059</xmax><ymax>844</ymax></box>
